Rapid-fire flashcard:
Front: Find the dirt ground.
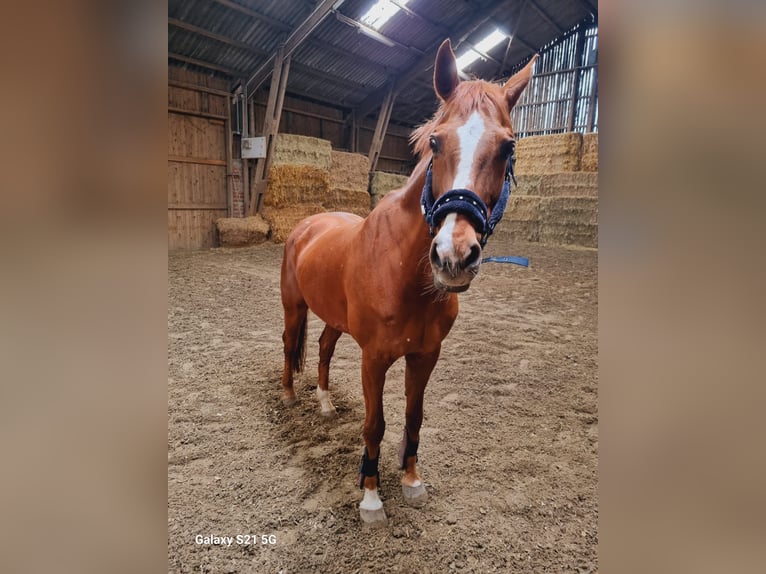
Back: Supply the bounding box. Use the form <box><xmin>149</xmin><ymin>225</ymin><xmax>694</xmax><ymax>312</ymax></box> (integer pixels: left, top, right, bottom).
<box><xmin>168</xmin><ymin>236</ymin><xmax>598</xmax><ymax>574</ymax></box>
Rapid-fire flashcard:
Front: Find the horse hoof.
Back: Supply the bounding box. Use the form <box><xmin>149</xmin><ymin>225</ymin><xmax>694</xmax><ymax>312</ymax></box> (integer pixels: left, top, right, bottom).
<box><xmin>402</xmin><ymin>483</ymin><xmax>428</xmax><ymax>507</ymax></box>
<box><xmin>360</xmin><ymin>507</ymin><xmax>387</xmax><ymax>526</ymax></box>
<box><xmin>282</xmin><ymin>395</ymin><xmax>298</xmax><ymax>407</ymax></box>
<box><xmin>320</xmin><ymin>406</ymin><xmax>337</xmax><ymax>418</ymax></box>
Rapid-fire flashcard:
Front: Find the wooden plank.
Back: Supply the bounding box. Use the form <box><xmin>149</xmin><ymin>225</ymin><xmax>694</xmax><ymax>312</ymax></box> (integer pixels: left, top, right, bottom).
<box><xmin>167</xmin><ymin>209</ymin><xmax>227</xmax><ymax>250</ymax></box>
<box><xmin>168</xmin><ymin>113</ymin><xmax>225</xmax><ymax>159</ymax></box>
<box><xmin>168</xmin><ymin>156</ymin><xmax>227</xmax><ymax>166</ymax></box>
<box><xmin>168</xmin><ymin>79</ymin><xmax>230</xmax><ymax>97</ymax></box>
<box><xmin>167</xmin><ymin>163</ymin><xmax>227</xmax><ymax>205</ymax></box>
<box><xmin>168</xmin><ymin>204</ymin><xmax>228</xmax><ymax>210</ymax></box>
<box><xmin>168</xmin><ymin>106</ymin><xmax>227</xmax><ymax>120</ymax></box>
<box><xmin>225</xmin><ymin>94</ymin><xmax>233</xmax><ymax>217</ymax></box>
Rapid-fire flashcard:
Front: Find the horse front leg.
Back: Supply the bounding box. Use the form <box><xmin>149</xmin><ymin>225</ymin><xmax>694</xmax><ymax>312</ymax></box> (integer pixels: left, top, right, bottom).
<box><xmin>399</xmin><ymin>347</ymin><xmax>441</xmax><ymax>506</ymax></box>
<box><xmin>358</xmin><ymin>351</ymin><xmax>393</xmax><ymax>525</ymax></box>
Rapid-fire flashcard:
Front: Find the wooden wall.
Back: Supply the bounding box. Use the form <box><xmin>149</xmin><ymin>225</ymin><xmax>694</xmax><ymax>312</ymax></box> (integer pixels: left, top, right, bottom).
<box><xmin>168</xmin><ymin>68</ymin><xmax>230</xmax><ymax>250</ymax></box>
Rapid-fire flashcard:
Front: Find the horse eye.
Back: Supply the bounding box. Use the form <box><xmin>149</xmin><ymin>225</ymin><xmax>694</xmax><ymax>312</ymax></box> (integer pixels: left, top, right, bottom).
<box><xmin>500</xmin><ymin>139</ymin><xmax>516</xmax><ymax>159</ymax></box>
<box><xmin>429</xmin><ymin>136</ymin><xmax>440</xmax><ymax>153</ymax></box>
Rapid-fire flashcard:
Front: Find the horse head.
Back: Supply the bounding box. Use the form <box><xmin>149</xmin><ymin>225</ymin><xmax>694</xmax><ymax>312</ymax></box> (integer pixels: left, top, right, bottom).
<box><xmin>413</xmin><ymin>39</ymin><xmax>537</xmax><ymax>292</ymax></box>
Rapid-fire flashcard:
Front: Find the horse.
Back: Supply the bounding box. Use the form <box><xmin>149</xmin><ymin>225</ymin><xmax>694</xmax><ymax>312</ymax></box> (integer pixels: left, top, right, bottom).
<box><xmin>279</xmin><ymin>39</ymin><xmax>536</xmax><ymax>525</ymax></box>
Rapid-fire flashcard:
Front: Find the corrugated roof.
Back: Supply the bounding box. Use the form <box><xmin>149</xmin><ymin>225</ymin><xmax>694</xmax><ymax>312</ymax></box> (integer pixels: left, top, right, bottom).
<box><xmin>168</xmin><ymin>0</ymin><xmax>597</xmax><ymax>126</ymax></box>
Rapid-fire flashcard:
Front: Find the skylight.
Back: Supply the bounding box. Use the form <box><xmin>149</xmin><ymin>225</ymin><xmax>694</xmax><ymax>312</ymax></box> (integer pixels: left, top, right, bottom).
<box><xmin>455</xmin><ymin>28</ymin><xmax>509</xmax><ymax>71</ymax></box>
<box><xmin>360</xmin><ymin>0</ymin><xmax>410</xmax><ymax>30</ymax></box>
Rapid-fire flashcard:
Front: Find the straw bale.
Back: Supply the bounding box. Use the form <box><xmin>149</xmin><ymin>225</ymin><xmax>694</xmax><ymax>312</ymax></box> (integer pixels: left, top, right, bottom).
<box><xmin>515</xmin><ymin>133</ymin><xmax>583</xmax><ymax>174</ymax></box>
<box><xmin>581</xmin><ymin>133</ymin><xmax>598</xmax><ymax>172</ymax></box>
<box><xmin>324</xmin><ymin>187</ymin><xmax>370</xmax><ymax>215</ymax></box>
<box><xmin>271</xmin><ymin>134</ymin><xmax>332</xmax><ymax>169</ymax></box>
<box><xmin>507</xmin><ymin>196</ymin><xmax>541</xmax><ymax>221</ymax></box>
<box><xmin>512</xmin><ymin>175</ymin><xmax>544</xmax><ymax>196</ymax></box>
<box><xmin>539</xmin><ymin>197</ymin><xmax>598</xmax><ymax>227</ymax></box>
<box><xmin>264</xmin><ymin>165</ymin><xmax>331</xmax><ymax>208</ymax></box>
<box><xmin>330</xmin><ymin>151</ymin><xmax>369</xmax><ymax>191</ymax></box>
<box><xmin>216</xmin><ymin>215</ymin><xmax>270</xmax><ymax>247</ymax></box>
<box><xmin>370</xmin><ymin>171</ymin><xmax>409</xmax><ymax>197</ymax></box>
<box><xmin>492</xmin><ymin>220</ymin><xmax>540</xmax><ymax>243</ymax></box>
<box><xmin>539</xmin><ymin>172</ymin><xmax>598</xmax><ymax>197</ymax></box>
<box><xmin>262</xmin><ymin>204</ymin><xmax>326</xmax><ymax>243</ymax></box>
<box><xmin>539</xmin><ymin>222</ymin><xmax>598</xmax><ymax>248</ymax></box>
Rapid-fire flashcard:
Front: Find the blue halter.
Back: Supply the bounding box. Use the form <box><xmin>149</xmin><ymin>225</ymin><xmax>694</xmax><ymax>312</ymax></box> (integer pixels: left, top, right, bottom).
<box><xmin>420</xmin><ymin>149</ymin><xmax>517</xmax><ymax>248</ymax></box>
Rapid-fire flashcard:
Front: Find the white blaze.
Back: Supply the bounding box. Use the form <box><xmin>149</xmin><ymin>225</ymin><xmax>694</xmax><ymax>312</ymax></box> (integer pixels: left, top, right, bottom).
<box><xmin>434</xmin><ymin>213</ymin><xmax>457</xmax><ymax>260</ymax></box>
<box><xmin>453</xmin><ymin>110</ymin><xmax>485</xmax><ymax>189</ymax></box>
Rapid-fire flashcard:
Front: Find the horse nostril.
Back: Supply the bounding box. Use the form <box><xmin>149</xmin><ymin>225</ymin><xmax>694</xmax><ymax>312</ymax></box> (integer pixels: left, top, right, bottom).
<box><xmin>464</xmin><ymin>243</ymin><xmax>481</xmax><ymax>268</ymax></box>
<box><xmin>430</xmin><ymin>243</ymin><xmax>442</xmax><ymax>268</ymax></box>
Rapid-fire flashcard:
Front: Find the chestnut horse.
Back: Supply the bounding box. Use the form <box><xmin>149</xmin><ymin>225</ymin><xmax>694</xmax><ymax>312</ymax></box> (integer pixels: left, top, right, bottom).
<box><xmin>279</xmin><ymin>40</ymin><xmax>536</xmax><ymax>524</ymax></box>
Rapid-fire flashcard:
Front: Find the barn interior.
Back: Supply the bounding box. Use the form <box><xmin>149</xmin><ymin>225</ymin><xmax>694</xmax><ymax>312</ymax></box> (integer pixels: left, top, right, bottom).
<box><xmin>168</xmin><ymin>0</ymin><xmax>598</xmax><ymax>250</ymax></box>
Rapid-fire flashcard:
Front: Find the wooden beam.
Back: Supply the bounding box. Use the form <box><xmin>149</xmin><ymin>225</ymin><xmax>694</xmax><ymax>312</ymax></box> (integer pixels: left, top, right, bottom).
<box><xmin>169</xmin><ymin>52</ymin><xmax>246</xmax><ymax>77</ymax></box>
<box><xmin>527</xmin><ymin>0</ymin><xmax>565</xmax><ymax>35</ymax></box>
<box><xmin>168</xmin><ymin>80</ymin><xmax>231</xmax><ymax>97</ymax></box>
<box><xmin>245</xmin><ymin>0</ymin><xmax>345</xmax><ymax>96</ymax></box>
<box><xmin>250</xmin><ymin>47</ymin><xmax>291</xmax><ymax>215</ymax></box>
<box><xmin>224</xmin><ymin>93</ymin><xmax>234</xmax><ymax>217</ymax></box>
<box><xmin>168</xmin><ymin>156</ymin><xmax>227</xmax><ymax>166</ymax></box>
<box><xmin>367</xmin><ymin>84</ymin><xmax>396</xmax><ymax>173</ymax></box>
<box><xmin>169</xmin><ymin>18</ymin><xmax>269</xmax><ymax>58</ymax></box>
<box><xmin>168</xmin><ymin>203</ymin><xmax>229</xmax><ymax>210</ymax></box>
<box><xmin>567</xmin><ymin>25</ymin><xmax>587</xmax><ymax>132</ymax></box>
<box><xmin>168</xmin><ymin>107</ymin><xmax>228</xmax><ymax>121</ymax></box>
<box><xmin>211</xmin><ymin>0</ymin><xmax>291</xmax><ymax>33</ymax></box>
<box><xmin>586</xmin><ymin>64</ymin><xmax>598</xmax><ymax>132</ymax></box>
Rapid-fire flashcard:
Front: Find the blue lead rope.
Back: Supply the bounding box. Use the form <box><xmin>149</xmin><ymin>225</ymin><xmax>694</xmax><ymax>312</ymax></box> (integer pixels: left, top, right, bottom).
<box><xmin>481</xmin><ymin>255</ymin><xmax>530</xmax><ymax>267</ymax></box>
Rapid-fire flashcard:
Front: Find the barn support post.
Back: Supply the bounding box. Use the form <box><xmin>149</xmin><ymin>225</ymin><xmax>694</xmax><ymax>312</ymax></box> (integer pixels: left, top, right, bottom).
<box><xmin>241</xmin><ymin>86</ymin><xmax>251</xmax><ymax>214</ymax></box>
<box><xmin>224</xmin><ymin>93</ymin><xmax>233</xmax><ymax>217</ymax></box>
<box><xmin>586</xmin><ymin>62</ymin><xmax>598</xmax><ymax>132</ymax></box>
<box><xmin>566</xmin><ymin>24</ymin><xmax>586</xmax><ymax>132</ymax></box>
<box><xmin>367</xmin><ymin>84</ymin><xmax>396</xmax><ymax>173</ymax></box>
<box><xmin>250</xmin><ymin>46</ymin><xmax>291</xmax><ymax>215</ymax></box>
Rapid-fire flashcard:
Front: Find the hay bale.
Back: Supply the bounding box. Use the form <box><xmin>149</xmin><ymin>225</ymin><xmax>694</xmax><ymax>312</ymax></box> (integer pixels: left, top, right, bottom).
<box><xmin>512</xmin><ymin>175</ymin><xmax>544</xmax><ymax>196</ymax></box>
<box><xmin>492</xmin><ymin>196</ymin><xmax>542</xmax><ymax>242</ymax></box>
<box><xmin>538</xmin><ymin>197</ymin><xmax>598</xmax><ymax>247</ymax></box>
<box><xmin>515</xmin><ymin>133</ymin><xmax>583</xmax><ymax>174</ymax></box>
<box><xmin>264</xmin><ymin>165</ymin><xmax>330</xmax><ymax>208</ymax></box>
<box><xmin>271</xmin><ymin>134</ymin><xmax>332</xmax><ymax>169</ymax></box>
<box><xmin>216</xmin><ymin>215</ymin><xmax>270</xmax><ymax>247</ymax></box>
<box><xmin>370</xmin><ymin>171</ymin><xmax>409</xmax><ymax>207</ymax></box>
<box><xmin>330</xmin><ymin>151</ymin><xmax>369</xmax><ymax>191</ymax></box>
<box><xmin>324</xmin><ymin>187</ymin><xmax>370</xmax><ymax>216</ymax></box>
<box><xmin>262</xmin><ymin>204</ymin><xmax>326</xmax><ymax>243</ymax></box>
<box><xmin>539</xmin><ymin>172</ymin><xmax>598</xmax><ymax>197</ymax></box>
<box><xmin>539</xmin><ymin>222</ymin><xmax>598</xmax><ymax>248</ymax></box>
<box><xmin>581</xmin><ymin>133</ymin><xmax>598</xmax><ymax>172</ymax></box>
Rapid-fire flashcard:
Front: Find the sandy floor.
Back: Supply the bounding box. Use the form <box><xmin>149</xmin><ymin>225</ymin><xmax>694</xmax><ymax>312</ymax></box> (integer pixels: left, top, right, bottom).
<box><xmin>168</xmin><ymin>237</ymin><xmax>598</xmax><ymax>573</ymax></box>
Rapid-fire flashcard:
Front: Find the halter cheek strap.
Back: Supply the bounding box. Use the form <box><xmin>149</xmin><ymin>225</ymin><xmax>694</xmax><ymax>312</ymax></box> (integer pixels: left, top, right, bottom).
<box><xmin>420</xmin><ymin>151</ymin><xmax>517</xmax><ymax>248</ymax></box>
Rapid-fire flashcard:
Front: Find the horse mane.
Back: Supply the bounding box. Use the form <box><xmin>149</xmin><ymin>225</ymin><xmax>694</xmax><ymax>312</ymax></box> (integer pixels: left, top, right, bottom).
<box><xmin>410</xmin><ymin>80</ymin><xmax>510</xmax><ymax>158</ymax></box>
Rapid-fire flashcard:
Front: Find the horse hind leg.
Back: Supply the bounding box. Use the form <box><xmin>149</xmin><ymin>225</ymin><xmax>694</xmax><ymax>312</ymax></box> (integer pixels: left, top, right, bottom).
<box><xmin>280</xmin><ymin>302</ymin><xmax>308</xmax><ymax>406</ymax></box>
<box><xmin>316</xmin><ymin>325</ymin><xmax>341</xmax><ymax>417</ymax></box>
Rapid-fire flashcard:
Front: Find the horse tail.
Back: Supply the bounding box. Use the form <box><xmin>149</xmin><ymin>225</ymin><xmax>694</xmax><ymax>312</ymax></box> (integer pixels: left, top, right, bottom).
<box><xmin>291</xmin><ymin>313</ymin><xmax>308</xmax><ymax>374</ymax></box>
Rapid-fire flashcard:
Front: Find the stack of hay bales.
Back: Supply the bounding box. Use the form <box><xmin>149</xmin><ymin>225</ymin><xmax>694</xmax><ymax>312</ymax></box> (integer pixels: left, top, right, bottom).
<box><xmin>261</xmin><ymin>135</ymin><xmax>331</xmax><ymax>243</ymax></box>
<box><xmin>262</xmin><ymin>136</ymin><xmax>377</xmax><ymax>242</ymax></box>
<box><xmin>327</xmin><ymin>151</ymin><xmax>371</xmax><ymax>216</ymax></box>
<box><xmin>495</xmin><ymin>132</ymin><xmax>598</xmax><ymax>248</ymax></box>
<box><xmin>370</xmin><ymin>171</ymin><xmax>410</xmax><ymax>208</ymax></box>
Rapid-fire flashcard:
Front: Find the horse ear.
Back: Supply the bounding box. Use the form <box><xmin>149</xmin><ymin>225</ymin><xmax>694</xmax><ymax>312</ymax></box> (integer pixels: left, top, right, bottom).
<box><xmin>434</xmin><ymin>39</ymin><xmax>460</xmax><ymax>101</ymax></box>
<box><xmin>503</xmin><ymin>54</ymin><xmax>538</xmax><ymax>110</ymax></box>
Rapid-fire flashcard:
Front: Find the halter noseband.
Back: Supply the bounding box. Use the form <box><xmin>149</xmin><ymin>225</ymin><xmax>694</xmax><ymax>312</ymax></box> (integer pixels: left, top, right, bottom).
<box><xmin>420</xmin><ymin>147</ymin><xmax>517</xmax><ymax>248</ymax></box>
